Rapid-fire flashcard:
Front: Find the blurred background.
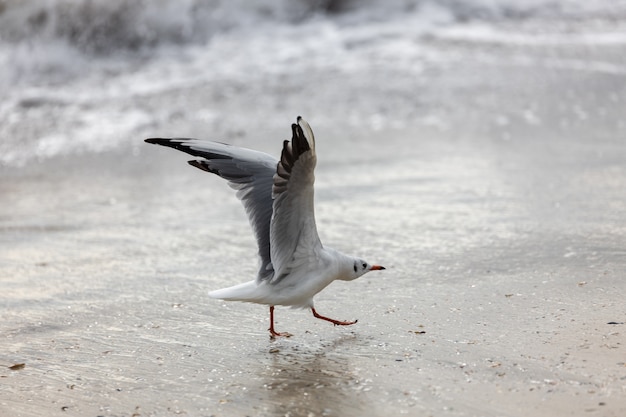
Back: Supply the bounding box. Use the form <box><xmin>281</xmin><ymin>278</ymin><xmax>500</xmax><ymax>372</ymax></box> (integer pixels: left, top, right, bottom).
<box><xmin>1</xmin><ymin>0</ymin><xmax>625</xmax><ymax>166</ymax></box>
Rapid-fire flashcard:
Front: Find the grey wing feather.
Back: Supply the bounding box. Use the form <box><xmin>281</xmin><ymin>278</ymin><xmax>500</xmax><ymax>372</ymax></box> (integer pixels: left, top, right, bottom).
<box><xmin>269</xmin><ymin>117</ymin><xmax>322</xmax><ymax>282</ymax></box>
<box><xmin>145</xmin><ymin>137</ymin><xmax>278</xmax><ymax>281</ymax></box>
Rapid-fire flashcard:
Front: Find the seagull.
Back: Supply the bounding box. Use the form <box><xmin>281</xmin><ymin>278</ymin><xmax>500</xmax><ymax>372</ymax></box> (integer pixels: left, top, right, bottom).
<box><xmin>145</xmin><ymin>116</ymin><xmax>385</xmax><ymax>338</ymax></box>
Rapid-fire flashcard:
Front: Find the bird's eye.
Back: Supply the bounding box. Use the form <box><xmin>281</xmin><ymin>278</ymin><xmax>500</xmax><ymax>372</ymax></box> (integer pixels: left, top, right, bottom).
<box><xmin>353</xmin><ymin>263</ymin><xmax>358</xmax><ymax>273</ymax></box>
<box><xmin>362</xmin><ymin>262</ymin><xmax>367</xmax><ymax>269</ymax></box>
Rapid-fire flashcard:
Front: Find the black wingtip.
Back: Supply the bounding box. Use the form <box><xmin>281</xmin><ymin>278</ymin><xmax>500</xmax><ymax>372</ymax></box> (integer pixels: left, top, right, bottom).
<box><xmin>290</xmin><ymin>121</ymin><xmax>310</xmax><ymax>156</ymax></box>
<box><xmin>296</xmin><ymin>115</ymin><xmax>302</xmax><ymax>123</ymax></box>
<box><xmin>145</xmin><ymin>138</ymin><xmax>168</xmax><ymax>144</ymax></box>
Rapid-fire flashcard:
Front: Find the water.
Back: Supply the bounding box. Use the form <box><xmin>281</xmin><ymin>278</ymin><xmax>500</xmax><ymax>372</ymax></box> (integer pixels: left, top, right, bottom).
<box><xmin>1</xmin><ymin>1</ymin><xmax>626</xmax><ymax>416</ymax></box>
<box><xmin>1</xmin><ymin>0</ymin><xmax>626</xmax><ymax>166</ymax></box>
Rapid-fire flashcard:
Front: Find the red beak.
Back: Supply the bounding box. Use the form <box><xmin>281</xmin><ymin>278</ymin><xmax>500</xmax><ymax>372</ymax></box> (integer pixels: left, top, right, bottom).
<box><xmin>369</xmin><ymin>265</ymin><xmax>385</xmax><ymax>271</ymax></box>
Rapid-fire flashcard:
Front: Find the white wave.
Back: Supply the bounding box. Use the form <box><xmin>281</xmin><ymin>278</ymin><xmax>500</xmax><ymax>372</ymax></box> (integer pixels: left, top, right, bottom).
<box><xmin>2</xmin><ymin>0</ymin><xmax>625</xmax><ymax>49</ymax></box>
<box><xmin>1</xmin><ymin>0</ymin><xmax>625</xmax><ymax>166</ymax></box>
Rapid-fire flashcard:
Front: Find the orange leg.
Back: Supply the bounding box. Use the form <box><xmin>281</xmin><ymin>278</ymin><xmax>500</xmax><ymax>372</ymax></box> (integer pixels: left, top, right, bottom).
<box><xmin>311</xmin><ymin>307</ymin><xmax>358</xmax><ymax>326</ymax></box>
<box><xmin>269</xmin><ymin>306</ymin><xmax>292</xmax><ymax>338</ymax></box>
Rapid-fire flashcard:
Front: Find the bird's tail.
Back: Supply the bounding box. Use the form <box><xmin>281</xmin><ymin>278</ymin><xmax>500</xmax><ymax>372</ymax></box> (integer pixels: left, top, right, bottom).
<box><xmin>208</xmin><ymin>280</ymin><xmax>263</xmax><ymax>303</ymax></box>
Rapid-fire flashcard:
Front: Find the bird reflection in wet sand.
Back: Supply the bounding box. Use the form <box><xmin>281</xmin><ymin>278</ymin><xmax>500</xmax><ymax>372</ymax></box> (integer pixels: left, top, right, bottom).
<box><xmin>146</xmin><ymin>117</ymin><xmax>385</xmax><ymax>338</ymax></box>
<box><xmin>259</xmin><ymin>334</ymin><xmax>369</xmax><ymax>416</ymax></box>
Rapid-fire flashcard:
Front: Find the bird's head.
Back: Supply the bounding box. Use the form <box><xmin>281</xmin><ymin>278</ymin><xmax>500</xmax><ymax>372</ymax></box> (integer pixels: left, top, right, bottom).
<box><xmin>341</xmin><ymin>258</ymin><xmax>385</xmax><ymax>281</ymax></box>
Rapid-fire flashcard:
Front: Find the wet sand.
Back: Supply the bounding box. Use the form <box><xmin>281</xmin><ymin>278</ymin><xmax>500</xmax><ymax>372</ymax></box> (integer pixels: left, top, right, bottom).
<box><xmin>2</xmin><ymin>29</ymin><xmax>626</xmax><ymax>417</ymax></box>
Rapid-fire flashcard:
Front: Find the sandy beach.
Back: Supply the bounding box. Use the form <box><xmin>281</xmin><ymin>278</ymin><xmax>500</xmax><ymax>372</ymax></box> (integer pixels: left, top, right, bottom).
<box><xmin>1</xmin><ymin>2</ymin><xmax>626</xmax><ymax>416</ymax></box>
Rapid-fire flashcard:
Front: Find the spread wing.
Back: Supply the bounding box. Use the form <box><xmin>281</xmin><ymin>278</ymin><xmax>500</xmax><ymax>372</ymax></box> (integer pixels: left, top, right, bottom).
<box><xmin>269</xmin><ymin>117</ymin><xmax>322</xmax><ymax>282</ymax></box>
<box><xmin>144</xmin><ymin>137</ymin><xmax>278</xmax><ymax>281</ymax></box>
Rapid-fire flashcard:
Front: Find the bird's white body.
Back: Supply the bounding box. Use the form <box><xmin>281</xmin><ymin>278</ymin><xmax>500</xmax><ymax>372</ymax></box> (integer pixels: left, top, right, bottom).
<box><xmin>146</xmin><ymin>117</ymin><xmax>384</xmax><ymax>337</ymax></box>
<box><xmin>209</xmin><ymin>247</ymin><xmax>353</xmax><ymax>308</ymax></box>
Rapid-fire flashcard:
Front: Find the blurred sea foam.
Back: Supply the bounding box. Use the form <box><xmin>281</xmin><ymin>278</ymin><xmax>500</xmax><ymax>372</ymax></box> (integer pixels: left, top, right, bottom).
<box><xmin>1</xmin><ymin>0</ymin><xmax>625</xmax><ymax>166</ymax></box>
